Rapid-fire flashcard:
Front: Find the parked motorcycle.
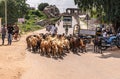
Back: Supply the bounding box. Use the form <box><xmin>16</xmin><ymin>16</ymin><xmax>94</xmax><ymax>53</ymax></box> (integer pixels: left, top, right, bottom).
<box><xmin>100</xmin><ymin>35</ymin><xmax>120</xmax><ymax>50</ymax></box>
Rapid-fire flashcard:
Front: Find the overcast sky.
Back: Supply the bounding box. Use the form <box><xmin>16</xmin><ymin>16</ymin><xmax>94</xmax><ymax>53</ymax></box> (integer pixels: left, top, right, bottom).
<box><xmin>26</xmin><ymin>0</ymin><xmax>77</xmax><ymax>13</ymax></box>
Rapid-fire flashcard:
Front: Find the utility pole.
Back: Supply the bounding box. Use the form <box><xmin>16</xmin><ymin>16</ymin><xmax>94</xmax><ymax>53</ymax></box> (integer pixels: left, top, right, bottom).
<box><xmin>5</xmin><ymin>0</ymin><xmax>7</xmax><ymax>26</ymax></box>
<box><xmin>86</xmin><ymin>14</ymin><xmax>89</xmax><ymax>29</ymax></box>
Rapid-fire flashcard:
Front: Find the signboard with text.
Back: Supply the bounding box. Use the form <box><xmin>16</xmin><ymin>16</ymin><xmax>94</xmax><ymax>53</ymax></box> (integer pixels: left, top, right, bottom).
<box><xmin>63</xmin><ymin>16</ymin><xmax>72</xmax><ymax>28</ymax></box>
<box><xmin>80</xmin><ymin>29</ymin><xmax>96</xmax><ymax>35</ymax></box>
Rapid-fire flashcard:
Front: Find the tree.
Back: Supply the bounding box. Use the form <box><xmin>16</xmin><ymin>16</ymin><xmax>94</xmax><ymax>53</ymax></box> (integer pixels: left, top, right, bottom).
<box><xmin>38</xmin><ymin>3</ymin><xmax>49</xmax><ymax>11</ymax></box>
<box><xmin>0</xmin><ymin>0</ymin><xmax>29</xmax><ymax>24</ymax></box>
<box><xmin>0</xmin><ymin>1</ymin><xmax>5</xmax><ymax>21</ymax></box>
<box><xmin>15</xmin><ymin>0</ymin><xmax>30</xmax><ymax>18</ymax></box>
<box><xmin>74</xmin><ymin>0</ymin><xmax>120</xmax><ymax>31</ymax></box>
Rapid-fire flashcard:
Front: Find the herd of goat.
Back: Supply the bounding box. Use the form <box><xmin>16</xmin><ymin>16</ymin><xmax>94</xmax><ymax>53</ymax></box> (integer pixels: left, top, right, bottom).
<box><xmin>26</xmin><ymin>33</ymin><xmax>91</xmax><ymax>58</ymax></box>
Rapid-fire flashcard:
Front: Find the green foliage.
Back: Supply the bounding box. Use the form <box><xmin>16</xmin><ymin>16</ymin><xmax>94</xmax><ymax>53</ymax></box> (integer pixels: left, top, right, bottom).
<box><xmin>25</xmin><ymin>10</ymin><xmax>47</xmax><ymax>20</ymax></box>
<box><xmin>0</xmin><ymin>0</ymin><xmax>48</xmax><ymax>33</ymax></box>
<box><xmin>19</xmin><ymin>10</ymin><xmax>47</xmax><ymax>33</ymax></box>
<box><xmin>39</xmin><ymin>11</ymin><xmax>48</xmax><ymax>20</ymax></box>
<box><xmin>38</xmin><ymin>3</ymin><xmax>49</xmax><ymax>11</ymax></box>
<box><xmin>74</xmin><ymin>0</ymin><xmax>120</xmax><ymax>30</ymax></box>
<box><xmin>0</xmin><ymin>0</ymin><xmax>29</xmax><ymax>24</ymax></box>
<box><xmin>50</xmin><ymin>17</ymin><xmax>60</xmax><ymax>23</ymax></box>
<box><xmin>34</xmin><ymin>10</ymin><xmax>42</xmax><ymax>17</ymax></box>
<box><xmin>19</xmin><ymin>23</ymin><xmax>42</xmax><ymax>33</ymax></box>
<box><xmin>0</xmin><ymin>1</ymin><xmax>5</xmax><ymax>22</ymax></box>
<box><xmin>19</xmin><ymin>18</ymin><xmax>43</xmax><ymax>33</ymax></box>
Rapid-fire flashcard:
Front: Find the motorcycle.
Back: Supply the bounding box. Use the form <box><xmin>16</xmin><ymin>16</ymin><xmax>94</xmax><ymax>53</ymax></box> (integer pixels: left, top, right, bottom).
<box><xmin>100</xmin><ymin>34</ymin><xmax>120</xmax><ymax>50</ymax></box>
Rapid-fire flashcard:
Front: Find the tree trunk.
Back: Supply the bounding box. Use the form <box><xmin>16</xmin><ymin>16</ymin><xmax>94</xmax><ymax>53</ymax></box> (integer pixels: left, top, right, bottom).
<box><xmin>113</xmin><ymin>21</ymin><xmax>120</xmax><ymax>33</ymax></box>
<box><xmin>115</xmin><ymin>22</ymin><xmax>120</xmax><ymax>32</ymax></box>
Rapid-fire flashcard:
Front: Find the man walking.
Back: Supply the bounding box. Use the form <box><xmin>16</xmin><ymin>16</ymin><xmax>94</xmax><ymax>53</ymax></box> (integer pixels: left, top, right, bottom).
<box><xmin>1</xmin><ymin>25</ymin><xmax>7</xmax><ymax>45</ymax></box>
<box><xmin>7</xmin><ymin>24</ymin><xmax>14</xmax><ymax>45</ymax></box>
<box><xmin>50</xmin><ymin>24</ymin><xmax>58</xmax><ymax>35</ymax></box>
<box><xmin>54</xmin><ymin>24</ymin><xmax>58</xmax><ymax>34</ymax></box>
<box><xmin>65</xmin><ymin>26</ymin><xmax>68</xmax><ymax>35</ymax></box>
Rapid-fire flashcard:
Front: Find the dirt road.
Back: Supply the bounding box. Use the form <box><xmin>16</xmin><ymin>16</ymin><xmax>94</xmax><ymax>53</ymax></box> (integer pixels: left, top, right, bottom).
<box><xmin>0</xmin><ymin>27</ymin><xmax>120</xmax><ymax>79</ymax></box>
<box><xmin>0</xmin><ymin>34</ymin><xmax>26</xmax><ymax>79</ymax></box>
<box><xmin>21</xmin><ymin>41</ymin><xmax>120</xmax><ymax>79</ymax></box>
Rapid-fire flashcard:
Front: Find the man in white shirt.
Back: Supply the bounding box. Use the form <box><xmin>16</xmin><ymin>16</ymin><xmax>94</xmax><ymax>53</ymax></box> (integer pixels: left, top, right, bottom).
<box><xmin>50</xmin><ymin>25</ymin><xmax>55</xmax><ymax>35</ymax></box>
<box><xmin>50</xmin><ymin>24</ymin><xmax>57</xmax><ymax>35</ymax></box>
<box><xmin>102</xmin><ymin>30</ymin><xmax>107</xmax><ymax>37</ymax></box>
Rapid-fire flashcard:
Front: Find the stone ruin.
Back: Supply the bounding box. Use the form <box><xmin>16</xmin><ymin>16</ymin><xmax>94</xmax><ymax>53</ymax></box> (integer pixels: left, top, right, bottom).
<box><xmin>43</xmin><ymin>5</ymin><xmax>60</xmax><ymax>18</ymax></box>
<box><xmin>36</xmin><ymin>5</ymin><xmax>60</xmax><ymax>26</ymax></box>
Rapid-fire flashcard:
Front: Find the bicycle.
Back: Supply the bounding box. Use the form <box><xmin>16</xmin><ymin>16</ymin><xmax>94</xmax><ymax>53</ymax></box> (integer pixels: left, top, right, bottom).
<box><xmin>12</xmin><ymin>32</ymin><xmax>21</xmax><ymax>41</ymax></box>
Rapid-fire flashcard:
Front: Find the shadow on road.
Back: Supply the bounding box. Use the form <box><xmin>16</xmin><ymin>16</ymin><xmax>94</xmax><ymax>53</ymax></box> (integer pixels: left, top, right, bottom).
<box><xmin>72</xmin><ymin>52</ymin><xmax>81</xmax><ymax>56</ymax></box>
<box><xmin>98</xmin><ymin>48</ymin><xmax>120</xmax><ymax>59</ymax></box>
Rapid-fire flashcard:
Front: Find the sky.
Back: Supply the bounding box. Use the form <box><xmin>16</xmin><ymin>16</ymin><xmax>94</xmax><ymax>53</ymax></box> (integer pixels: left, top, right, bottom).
<box><xmin>26</xmin><ymin>0</ymin><xmax>77</xmax><ymax>13</ymax></box>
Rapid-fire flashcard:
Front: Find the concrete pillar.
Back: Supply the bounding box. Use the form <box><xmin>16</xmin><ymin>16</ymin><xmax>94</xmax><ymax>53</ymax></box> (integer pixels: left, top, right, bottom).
<box><xmin>71</xmin><ymin>10</ymin><xmax>74</xmax><ymax>14</ymax></box>
<box><xmin>66</xmin><ymin>9</ymin><xmax>69</xmax><ymax>14</ymax></box>
<box><xmin>72</xmin><ymin>10</ymin><xmax>74</xmax><ymax>14</ymax></box>
<box><xmin>74</xmin><ymin>10</ymin><xmax>78</xmax><ymax>14</ymax></box>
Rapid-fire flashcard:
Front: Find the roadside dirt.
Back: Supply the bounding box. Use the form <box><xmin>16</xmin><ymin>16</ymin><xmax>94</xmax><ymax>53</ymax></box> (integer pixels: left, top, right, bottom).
<box><xmin>0</xmin><ymin>29</ymin><xmax>120</xmax><ymax>79</ymax></box>
<box><xmin>0</xmin><ymin>34</ymin><xmax>26</xmax><ymax>79</ymax></box>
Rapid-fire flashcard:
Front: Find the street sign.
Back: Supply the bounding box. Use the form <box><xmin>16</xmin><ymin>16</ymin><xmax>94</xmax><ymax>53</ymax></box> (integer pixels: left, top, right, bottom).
<box><xmin>63</xmin><ymin>15</ymin><xmax>72</xmax><ymax>28</ymax></box>
<box><xmin>80</xmin><ymin>29</ymin><xmax>96</xmax><ymax>35</ymax></box>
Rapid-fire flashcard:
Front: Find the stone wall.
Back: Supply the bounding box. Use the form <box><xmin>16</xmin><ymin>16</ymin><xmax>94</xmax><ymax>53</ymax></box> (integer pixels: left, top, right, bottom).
<box><xmin>43</xmin><ymin>5</ymin><xmax>60</xmax><ymax>18</ymax></box>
